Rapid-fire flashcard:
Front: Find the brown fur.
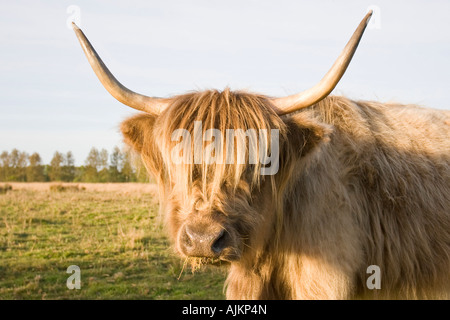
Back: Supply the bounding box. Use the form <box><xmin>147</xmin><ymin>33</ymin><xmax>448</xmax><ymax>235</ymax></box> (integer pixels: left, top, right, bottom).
<box><xmin>121</xmin><ymin>89</ymin><xmax>450</xmax><ymax>299</ymax></box>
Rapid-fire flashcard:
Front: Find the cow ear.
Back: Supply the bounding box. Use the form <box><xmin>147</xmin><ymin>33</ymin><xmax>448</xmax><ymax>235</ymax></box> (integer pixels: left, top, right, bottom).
<box><xmin>284</xmin><ymin>114</ymin><xmax>332</xmax><ymax>158</ymax></box>
<box><xmin>120</xmin><ymin>113</ymin><xmax>157</xmax><ymax>153</ymax></box>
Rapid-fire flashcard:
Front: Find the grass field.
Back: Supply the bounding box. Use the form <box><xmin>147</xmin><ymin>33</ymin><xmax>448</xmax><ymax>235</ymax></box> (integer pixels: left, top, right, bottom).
<box><xmin>0</xmin><ymin>183</ymin><xmax>226</xmax><ymax>299</ymax></box>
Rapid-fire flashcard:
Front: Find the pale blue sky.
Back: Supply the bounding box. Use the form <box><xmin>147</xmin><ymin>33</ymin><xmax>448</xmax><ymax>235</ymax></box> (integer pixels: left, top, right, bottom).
<box><xmin>1</xmin><ymin>0</ymin><xmax>449</xmax><ymax>165</ymax></box>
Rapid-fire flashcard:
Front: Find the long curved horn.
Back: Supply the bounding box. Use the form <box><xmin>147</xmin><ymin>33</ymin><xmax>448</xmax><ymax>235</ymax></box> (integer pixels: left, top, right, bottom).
<box><xmin>272</xmin><ymin>11</ymin><xmax>373</xmax><ymax>115</ymax></box>
<box><xmin>72</xmin><ymin>22</ymin><xmax>169</xmax><ymax>114</ymax></box>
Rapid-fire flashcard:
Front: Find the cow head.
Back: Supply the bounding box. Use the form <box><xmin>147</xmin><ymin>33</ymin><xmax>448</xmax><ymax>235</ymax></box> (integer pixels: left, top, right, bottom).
<box><xmin>72</xmin><ymin>12</ymin><xmax>372</xmax><ymax>263</ymax></box>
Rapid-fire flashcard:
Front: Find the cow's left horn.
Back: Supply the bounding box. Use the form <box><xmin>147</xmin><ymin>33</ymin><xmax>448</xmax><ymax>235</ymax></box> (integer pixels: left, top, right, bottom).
<box><xmin>272</xmin><ymin>11</ymin><xmax>373</xmax><ymax>115</ymax></box>
<box><xmin>72</xmin><ymin>22</ymin><xmax>169</xmax><ymax>114</ymax></box>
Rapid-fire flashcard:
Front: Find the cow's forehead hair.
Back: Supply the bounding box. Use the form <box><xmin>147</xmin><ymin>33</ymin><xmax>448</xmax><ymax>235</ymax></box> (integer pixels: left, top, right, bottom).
<box><xmin>152</xmin><ymin>88</ymin><xmax>287</xmax><ymax>198</ymax></box>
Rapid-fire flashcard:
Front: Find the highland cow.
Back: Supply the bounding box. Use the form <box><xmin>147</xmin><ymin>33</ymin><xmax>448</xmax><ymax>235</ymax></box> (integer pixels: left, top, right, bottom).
<box><xmin>73</xmin><ymin>12</ymin><xmax>450</xmax><ymax>299</ymax></box>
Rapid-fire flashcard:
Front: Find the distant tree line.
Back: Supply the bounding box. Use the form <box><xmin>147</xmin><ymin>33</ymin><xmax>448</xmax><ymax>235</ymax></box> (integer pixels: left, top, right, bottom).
<box><xmin>0</xmin><ymin>147</ymin><xmax>149</xmax><ymax>182</ymax></box>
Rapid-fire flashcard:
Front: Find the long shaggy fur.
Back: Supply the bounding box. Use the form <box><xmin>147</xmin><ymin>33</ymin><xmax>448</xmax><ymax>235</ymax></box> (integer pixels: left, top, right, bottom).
<box><xmin>121</xmin><ymin>89</ymin><xmax>450</xmax><ymax>299</ymax></box>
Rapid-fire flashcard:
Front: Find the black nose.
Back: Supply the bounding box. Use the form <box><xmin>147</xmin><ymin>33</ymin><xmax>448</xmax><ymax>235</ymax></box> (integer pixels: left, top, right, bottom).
<box><xmin>180</xmin><ymin>225</ymin><xmax>229</xmax><ymax>258</ymax></box>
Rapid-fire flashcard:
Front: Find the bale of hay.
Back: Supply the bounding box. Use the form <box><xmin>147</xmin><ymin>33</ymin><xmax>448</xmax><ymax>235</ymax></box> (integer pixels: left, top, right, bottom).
<box><xmin>0</xmin><ymin>184</ymin><xmax>12</xmax><ymax>194</ymax></box>
<box><xmin>49</xmin><ymin>184</ymin><xmax>83</xmax><ymax>192</ymax></box>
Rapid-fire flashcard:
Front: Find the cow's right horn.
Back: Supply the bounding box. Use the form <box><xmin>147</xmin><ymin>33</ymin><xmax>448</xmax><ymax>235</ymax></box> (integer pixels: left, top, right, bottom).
<box><xmin>72</xmin><ymin>22</ymin><xmax>169</xmax><ymax>114</ymax></box>
<box><xmin>272</xmin><ymin>11</ymin><xmax>373</xmax><ymax>115</ymax></box>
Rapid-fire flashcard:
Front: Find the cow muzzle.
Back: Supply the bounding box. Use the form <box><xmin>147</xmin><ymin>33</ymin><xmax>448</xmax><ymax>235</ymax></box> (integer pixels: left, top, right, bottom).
<box><xmin>179</xmin><ymin>223</ymin><xmax>231</xmax><ymax>259</ymax></box>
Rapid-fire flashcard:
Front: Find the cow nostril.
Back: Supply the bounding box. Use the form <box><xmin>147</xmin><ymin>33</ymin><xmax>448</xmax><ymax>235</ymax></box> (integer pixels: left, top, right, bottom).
<box><xmin>211</xmin><ymin>230</ymin><xmax>227</xmax><ymax>254</ymax></box>
<box><xmin>183</xmin><ymin>226</ymin><xmax>194</xmax><ymax>249</ymax></box>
